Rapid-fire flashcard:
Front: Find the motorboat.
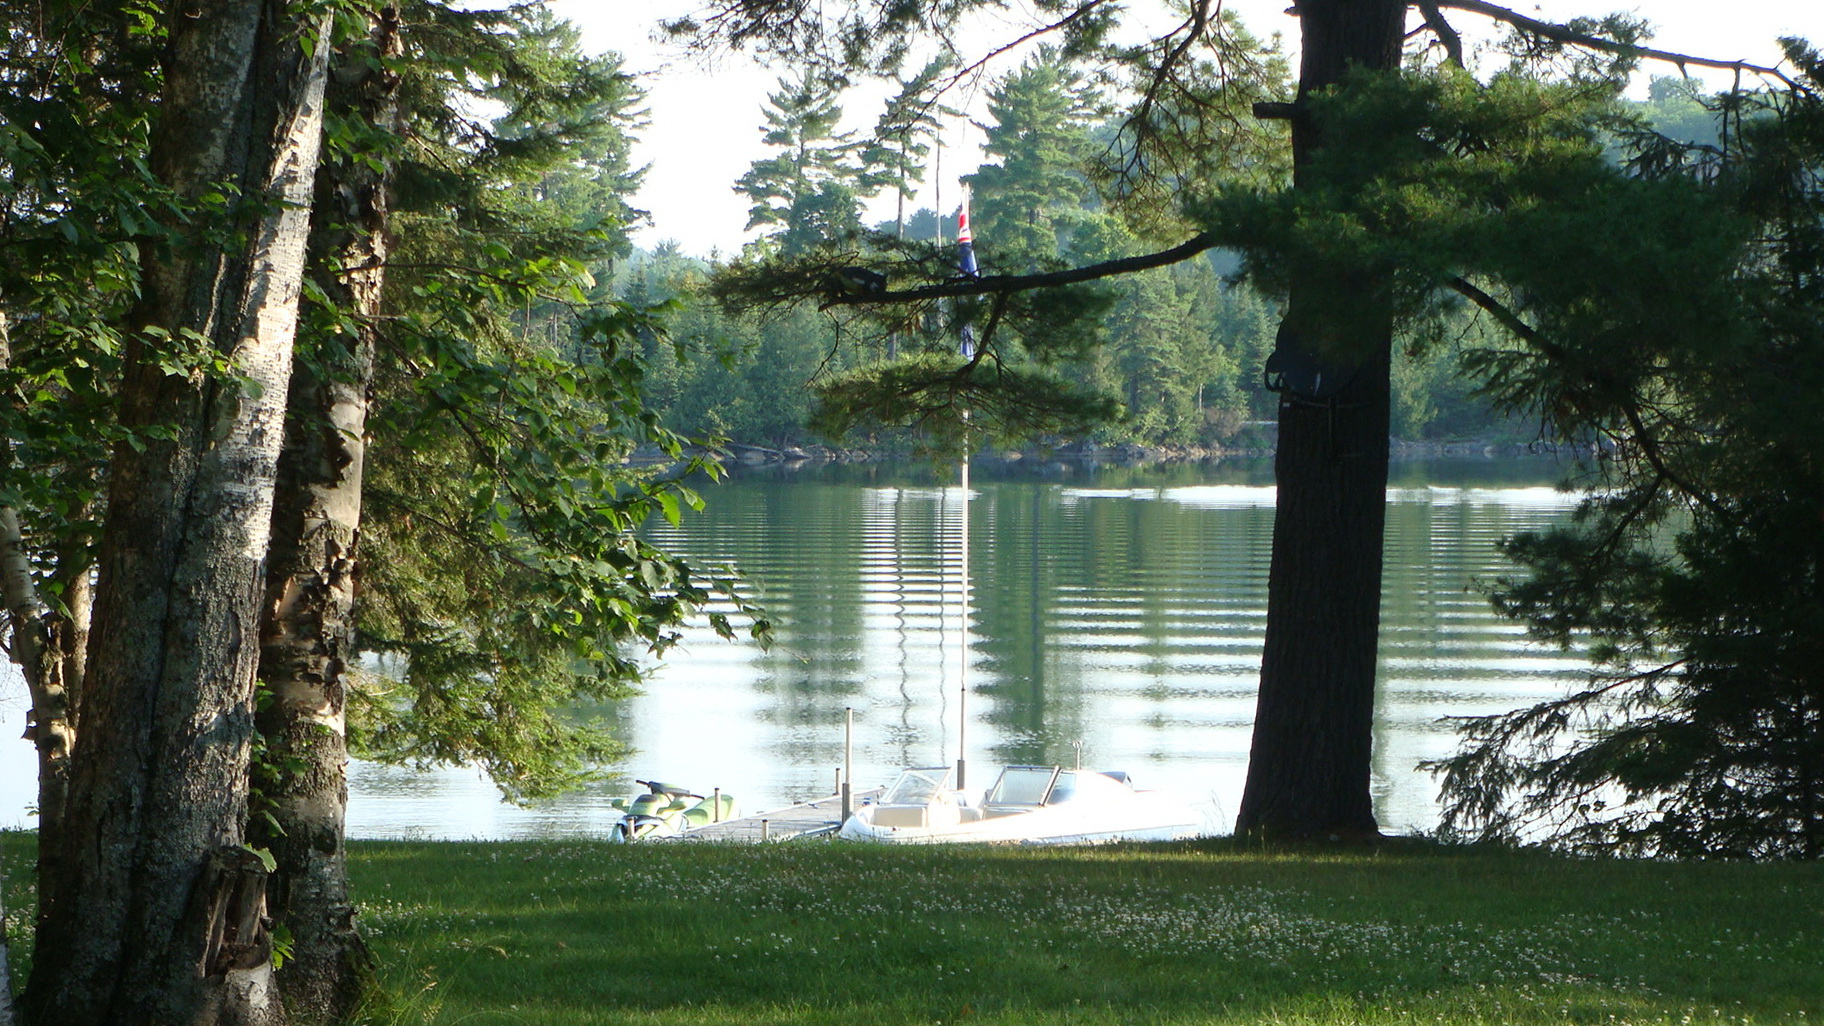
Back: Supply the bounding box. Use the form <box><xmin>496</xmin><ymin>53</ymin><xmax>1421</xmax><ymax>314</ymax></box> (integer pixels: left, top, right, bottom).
<box><xmin>837</xmin><ymin>763</ymin><xmax>1201</xmax><ymax>844</ymax></box>
<box><xmin>610</xmin><ymin>779</ymin><xmax>737</xmax><ymax>841</ymax></box>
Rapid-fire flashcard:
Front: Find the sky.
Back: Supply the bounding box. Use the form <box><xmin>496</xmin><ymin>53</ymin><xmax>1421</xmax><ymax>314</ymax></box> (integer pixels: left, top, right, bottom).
<box><xmin>549</xmin><ymin>0</ymin><xmax>1815</xmax><ymax>256</ymax></box>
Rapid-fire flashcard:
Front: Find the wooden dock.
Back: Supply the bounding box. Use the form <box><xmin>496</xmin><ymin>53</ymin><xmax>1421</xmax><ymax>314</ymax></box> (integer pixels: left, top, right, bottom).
<box><xmin>676</xmin><ymin>789</ymin><xmax>881</xmax><ymax>843</ymax></box>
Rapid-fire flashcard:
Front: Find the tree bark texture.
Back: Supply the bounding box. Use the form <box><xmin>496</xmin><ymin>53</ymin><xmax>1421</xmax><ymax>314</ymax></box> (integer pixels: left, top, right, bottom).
<box><xmin>0</xmin><ymin>319</ymin><xmax>12</xmax><ymax>1026</ymax></box>
<box><xmin>1236</xmin><ymin>0</ymin><xmax>1406</xmax><ymax>840</ymax></box>
<box><xmin>0</xmin><ymin>315</ymin><xmax>91</xmax><ymax>924</ymax></box>
<box><xmin>252</xmin><ymin>11</ymin><xmax>400</xmax><ymax>1020</ymax></box>
<box><xmin>23</xmin><ymin>0</ymin><xmax>331</xmax><ymax>1023</ymax></box>
<box><xmin>0</xmin><ymin>507</ymin><xmax>75</xmax><ymax>899</ymax></box>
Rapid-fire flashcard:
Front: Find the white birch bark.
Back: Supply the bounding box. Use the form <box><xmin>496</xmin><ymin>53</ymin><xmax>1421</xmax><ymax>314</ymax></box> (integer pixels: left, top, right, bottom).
<box><xmin>24</xmin><ymin>1</ymin><xmax>333</xmax><ymax>1022</ymax></box>
<box><xmin>0</xmin><ymin>306</ymin><xmax>83</xmax><ymax>902</ymax></box>
<box><xmin>254</xmin><ymin>19</ymin><xmax>399</xmax><ymax>1012</ymax></box>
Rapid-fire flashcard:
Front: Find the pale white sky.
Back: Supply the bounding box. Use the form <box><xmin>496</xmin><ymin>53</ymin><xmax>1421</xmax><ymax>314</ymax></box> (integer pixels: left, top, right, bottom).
<box><xmin>549</xmin><ymin>0</ymin><xmax>1814</xmax><ymax>256</ymax></box>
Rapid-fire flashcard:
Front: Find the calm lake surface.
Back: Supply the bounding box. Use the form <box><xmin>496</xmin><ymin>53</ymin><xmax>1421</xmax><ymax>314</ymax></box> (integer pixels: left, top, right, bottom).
<box><xmin>0</xmin><ymin>458</ymin><xmax>1591</xmax><ymax>838</ymax></box>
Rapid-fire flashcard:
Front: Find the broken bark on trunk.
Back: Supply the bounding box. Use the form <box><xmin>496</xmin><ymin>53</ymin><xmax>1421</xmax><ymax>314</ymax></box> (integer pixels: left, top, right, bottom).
<box><xmin>22</xmin><ymin>0</ymin><xmax>331</xmax><ymax>1022</ymax></box>
<box><xmin>1236</xmin><ymin>0</ymin><xmax>1406</xmax><ymax>840</ymax></box>
<box><xmin>252</xmin><ymin>13</ymin><xmax>400</xmax><ymax>1020</ymax></box>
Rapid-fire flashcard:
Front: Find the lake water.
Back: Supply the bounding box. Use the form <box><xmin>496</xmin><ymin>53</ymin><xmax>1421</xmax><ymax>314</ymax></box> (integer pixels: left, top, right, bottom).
<box><xmin>0</xmin><ymin>457</ymin><xmax>1591</xmax><ymax>839</ymax></box>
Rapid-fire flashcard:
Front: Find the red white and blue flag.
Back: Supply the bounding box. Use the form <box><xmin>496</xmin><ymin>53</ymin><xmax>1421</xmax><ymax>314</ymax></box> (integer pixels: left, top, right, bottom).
<box><xmin>957</xmin><ymin>191</ymin><xmax>978</xmax><ymax>357</ymax></box>
<box><xmin>957</xmin><ymin>193</ymin><xmax>979</xmax><ymax>278</ymax></box>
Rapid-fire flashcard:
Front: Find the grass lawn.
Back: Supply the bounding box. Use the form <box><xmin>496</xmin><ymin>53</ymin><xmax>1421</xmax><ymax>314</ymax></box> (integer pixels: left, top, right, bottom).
<box><xmin>5</xmin><ymin>833</ymin><xmax>1821</xmax><ymax>1024</ymax></box>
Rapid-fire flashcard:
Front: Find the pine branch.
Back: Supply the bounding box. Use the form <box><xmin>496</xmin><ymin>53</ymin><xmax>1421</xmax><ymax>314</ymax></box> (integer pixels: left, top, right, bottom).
<box><xmin>1445</xmin><ymin>275</ymin><xmax>1567</xmax><ymax>361</ymax></box>
<box><xmin>934</xmin><ymin>0</ymin><xmax>1122</xmax><ymax>100</ymax></box>
<box><xmin>1447</xmin><ymin>276</ymin><xmax>1735</xmax><ymax>525</ymax></box>
<box><xmin>819</xmin><ymin>231</ymin><xmax>1219</xmax><ymax>308</ymax></box>
<box><xmin>1415</xmin><ymin>1</ymin><xmax>1465</xmax><ymax>68</ymax></box>
<box><xmin>1434</xmin><ymin>0</ymin><xmax>1803</xmax><ymax>91</ymax></box>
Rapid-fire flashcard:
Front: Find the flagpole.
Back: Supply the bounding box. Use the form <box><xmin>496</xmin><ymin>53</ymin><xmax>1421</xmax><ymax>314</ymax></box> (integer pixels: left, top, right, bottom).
<box><xmin>957</xmin><ymin>429</ymin><xmax>968</xmax><ymax>791</ymax></box>
<box><xmin>955</xmin><ymin>189</ymin><xmax>977</xmax><ymax>791</ymax></box>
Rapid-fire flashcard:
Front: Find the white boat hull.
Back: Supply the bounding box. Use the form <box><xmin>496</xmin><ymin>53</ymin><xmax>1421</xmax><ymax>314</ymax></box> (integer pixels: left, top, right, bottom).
<box><xmin>838</xmin><ymin>765</ymin><xmax>1202</xmax><ymax>845</ymax></box>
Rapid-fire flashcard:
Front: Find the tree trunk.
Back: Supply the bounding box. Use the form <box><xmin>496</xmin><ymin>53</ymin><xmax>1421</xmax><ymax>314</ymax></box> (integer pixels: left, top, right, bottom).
<box><xmin>0</xmin><ymin>506</ymin><xmax>77</xmax><ymax>902</ymax></box>
<box><xmin>1236</xmin><ymin>0</ymin><xmax>1406</xmax><ymax>840</ymax></box>
<box><xmin>0</xmin><ymin>370</ymin><xmax>13</xmax><ymax>1026</ymax></box>
<box><xmin>51</xmin><ymin>534</ymin><xmax>91</xmax><ymax>719</ymax></box>
<box><xmin>0</xmin><ymin>312</ymin><xmax>90</xmax><ymax>922</ymax></box>
<box><xmin>252</xmin><ymin>11</ymin><xmax>400</xmax><ymax>1020</ymax></box>
<box><xmin>22</xmin><ymin>0</ymin><xmax>331</xmax><ymax>1023</ymax></box>
<box><xmin>253</xmin><ymin>319</ymin><xmax>375</xmax><ymax>1026</ymax></box>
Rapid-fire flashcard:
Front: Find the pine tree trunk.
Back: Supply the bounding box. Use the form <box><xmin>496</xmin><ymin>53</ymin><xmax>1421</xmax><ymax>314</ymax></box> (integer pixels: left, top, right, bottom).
<box><xmin>22</xmin><ymin>0</ymin><xmax>331</xmax><ymax>1023</ymax></box>
<box><xmin>1236</xmin><ymin>0</ymin><xmax>1406</xmax><ymax>840</ymax></box>
<box><xmin>252</xmin><ymin>12</ymin><xmax>400</xmax><ymax>1020</ymax></box>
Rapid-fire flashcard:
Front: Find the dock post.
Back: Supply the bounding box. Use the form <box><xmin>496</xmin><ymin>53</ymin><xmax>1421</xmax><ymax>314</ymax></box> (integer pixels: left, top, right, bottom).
<box><xmin>713</xmin><ymin>787</ymin><xmax>722</xmax><ymax>822</ymax></box>
<box><xmin>761</xmin><ymin>818</ymin><xmax>770</xmax><ymax>843</ymax></box>
<box><xmin>841</xmin><ymin>706</ymin><xmax>854</xmax><ymax>823</ymax></box>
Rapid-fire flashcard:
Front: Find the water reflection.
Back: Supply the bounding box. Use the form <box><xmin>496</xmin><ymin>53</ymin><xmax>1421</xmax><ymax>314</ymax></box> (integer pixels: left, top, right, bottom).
<box><xmin>0</xmin><ymin>458</ymin><xmax>1589</xmax><ymax>838</ymax></box>
<box><xmin>619</xmin><ymin>458</ymin><xmax>1584</xmax><ymax>837</ymax></box>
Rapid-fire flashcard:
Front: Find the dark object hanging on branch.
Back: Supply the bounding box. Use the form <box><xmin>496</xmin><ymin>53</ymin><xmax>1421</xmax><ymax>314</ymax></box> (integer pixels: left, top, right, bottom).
<box><xmin>832</xmin><ymin>266</ymin><xmax>888</xmax><ymax>296</ymax></box>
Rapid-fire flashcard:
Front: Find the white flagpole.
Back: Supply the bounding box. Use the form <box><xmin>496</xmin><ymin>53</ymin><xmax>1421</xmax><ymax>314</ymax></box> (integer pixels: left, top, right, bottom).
<box><xmin>957</xmin><ymin>425</ymin><xmax>969</xmax><ymax>790</ymax></box>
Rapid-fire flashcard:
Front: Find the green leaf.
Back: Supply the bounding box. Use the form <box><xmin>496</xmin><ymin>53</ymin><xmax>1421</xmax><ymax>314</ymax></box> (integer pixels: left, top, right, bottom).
<box><xmin>240</xmin><ymin>844</ymin><xmax>279</xmax><ymax>874</ymax></box>
<box><xmin>656</xmin><ymin>489</ymin><xmax>681</xmax><ymax>526</ymax></box>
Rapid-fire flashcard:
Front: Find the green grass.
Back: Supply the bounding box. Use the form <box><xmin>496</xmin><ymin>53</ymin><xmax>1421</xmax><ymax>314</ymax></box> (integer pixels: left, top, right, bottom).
<box><xmin>6</xmin><ymin>832</ymin><xmax>1823</xmax><ymax>1024</ymax></box>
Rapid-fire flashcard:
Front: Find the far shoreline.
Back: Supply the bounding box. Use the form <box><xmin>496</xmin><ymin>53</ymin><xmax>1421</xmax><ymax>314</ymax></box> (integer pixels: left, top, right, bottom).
<box><xmin>635</xmin><ymin>434</ymin><xmax>1602</xmax><ymax>468</ymax></box>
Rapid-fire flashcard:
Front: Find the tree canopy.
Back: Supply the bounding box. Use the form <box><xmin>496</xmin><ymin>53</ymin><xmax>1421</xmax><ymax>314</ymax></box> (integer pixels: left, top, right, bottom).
<box><xmin>1431</xmin><ymin>43</ymin><xmax>1824</xmax><ymax>858</ymax></box>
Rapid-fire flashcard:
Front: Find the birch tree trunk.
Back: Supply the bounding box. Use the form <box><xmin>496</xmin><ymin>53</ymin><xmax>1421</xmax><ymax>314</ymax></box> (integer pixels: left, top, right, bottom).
<box><xmin>0</xmin><ymin>502</ymin><xmax>75</xmax><ymax>880</ymax></box>
<box><xmin>22</xmin><ymin>0</ymin><xmax>331</xmax><ymax>1022</ymax></box>
<box><xmin>252</xmin><ymin>11</ymin><xmax>401</xmax><ymax>1019</ymax></box>
<box><xmin>0</xmin><ymin>308</ymin><xmax>90</xmax><ymax>922</ymax></box>
<box><xmin>1236</xmin><ymin>0</ymin><xmax>1406</xmax><ymax>840</ymax></box>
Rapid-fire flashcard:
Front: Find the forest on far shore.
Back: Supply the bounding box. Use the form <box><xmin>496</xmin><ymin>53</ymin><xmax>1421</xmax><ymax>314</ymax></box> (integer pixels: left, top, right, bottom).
<box><xmin>570</xmin><ymin>72</ymin><xmax>1725</xmax><ymax>452</ymax></box>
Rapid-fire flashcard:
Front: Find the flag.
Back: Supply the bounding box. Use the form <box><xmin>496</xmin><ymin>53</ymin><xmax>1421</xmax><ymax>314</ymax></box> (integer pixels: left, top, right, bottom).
<box><xmin>957</xmin><ymin>193</ymin><xmax>979</xmax><ymax>278</ymax></box>
<box><xmin>958</xmin><ymin>191</ymin><xmax>978</xmax><ymax>357</ymax></box>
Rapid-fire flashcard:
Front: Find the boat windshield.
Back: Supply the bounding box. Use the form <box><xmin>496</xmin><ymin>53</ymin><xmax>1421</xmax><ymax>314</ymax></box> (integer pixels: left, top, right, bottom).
<box><xmin>985</xmin><ymin>766</ymin><xmax>1060</xmax><ymax>807</ymax></box>
<box><xmin>882</xmin><ymin>767</ymin><xmax>955</xmax><ymax>805</ymax></box>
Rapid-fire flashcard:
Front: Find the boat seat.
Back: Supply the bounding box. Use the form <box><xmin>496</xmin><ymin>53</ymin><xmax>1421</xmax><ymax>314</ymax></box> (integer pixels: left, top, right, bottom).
<box><xmin>872</xmin><ymin>806</ymin><xmax>930</xmax><ymax>828</ymax></box>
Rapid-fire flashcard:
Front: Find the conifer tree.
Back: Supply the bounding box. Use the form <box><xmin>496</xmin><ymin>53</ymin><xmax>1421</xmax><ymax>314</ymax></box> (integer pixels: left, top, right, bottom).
<box><xmin>735</xmin><ymin>70</ymin><xmax>873</xmax><ymax>255</ymax></box>
<box><xmin>863</xmin><ymin>59</ymin><xmax>956</xmax><ymax>235</ymax></box>
<box><xmin>969</xmin><ymin>50</ymin><xmax>1105</xmax><ymax>267</ymax></box>
<box><xmin>1431</xmin><ymin>48</ymin><xmax>1824</xmax><ymax>858</ymax></box>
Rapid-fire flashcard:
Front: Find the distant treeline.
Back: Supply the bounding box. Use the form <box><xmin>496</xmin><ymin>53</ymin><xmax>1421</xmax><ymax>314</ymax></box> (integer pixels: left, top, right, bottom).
<box><xmin>595</xmin><ymin>69</ymin><xmax>1715</xmax><ymax>452</ymax></box>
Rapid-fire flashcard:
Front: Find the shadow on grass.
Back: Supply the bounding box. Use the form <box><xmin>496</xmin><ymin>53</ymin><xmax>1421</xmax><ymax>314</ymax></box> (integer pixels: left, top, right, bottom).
<box><xmin>349</xmin><ymin>838</ymin><xmax>1824</xmax><ymax>1026</ymax></box>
